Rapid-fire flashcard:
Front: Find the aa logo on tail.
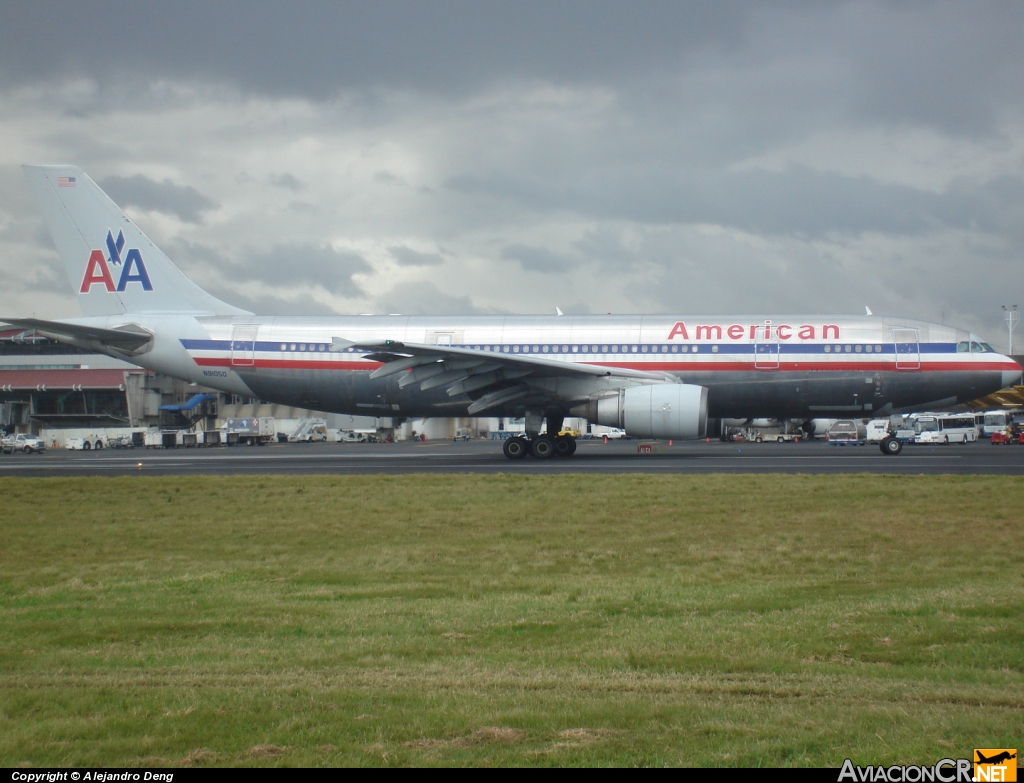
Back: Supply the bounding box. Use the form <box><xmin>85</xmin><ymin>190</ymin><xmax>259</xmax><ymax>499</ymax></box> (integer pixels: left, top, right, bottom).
<box><xmin>80</xmin><ymin>230</ymin><xmax>153</xmax><ymax>293</ymax></box>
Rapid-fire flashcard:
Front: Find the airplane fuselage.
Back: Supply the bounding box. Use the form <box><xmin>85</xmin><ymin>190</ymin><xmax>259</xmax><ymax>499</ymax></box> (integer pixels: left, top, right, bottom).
<box><xmin>83</xmin><ymin>312</ymin><xmax>1020</xmax><ymax>420</ymax></box>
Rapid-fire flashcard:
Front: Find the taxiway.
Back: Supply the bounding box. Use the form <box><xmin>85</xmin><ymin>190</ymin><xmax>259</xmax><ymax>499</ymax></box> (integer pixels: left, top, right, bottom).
<box><xmin>1</xmin><ymin>438</ymin><xmax>1022</xmax><ymax>476</ymax></box>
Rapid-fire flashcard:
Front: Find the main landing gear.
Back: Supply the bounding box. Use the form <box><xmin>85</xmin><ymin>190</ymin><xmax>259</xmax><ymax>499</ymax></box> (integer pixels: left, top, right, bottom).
<box><xmin>502</xmin><ymin>433</ymin><xmax>577</xmax><ymax>460</ymax></box>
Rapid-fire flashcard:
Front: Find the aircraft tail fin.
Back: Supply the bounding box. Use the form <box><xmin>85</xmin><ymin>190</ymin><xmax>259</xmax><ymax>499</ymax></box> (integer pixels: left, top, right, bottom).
<box><xmin>23</xmin><ymin>165</ymin><xmax>249</xmax><ymax>317</ymax></box>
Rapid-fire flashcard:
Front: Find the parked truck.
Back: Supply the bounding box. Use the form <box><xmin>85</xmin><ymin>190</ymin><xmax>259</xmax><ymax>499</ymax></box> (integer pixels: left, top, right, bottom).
<box><xmin>225</xmin><ymin>417</ymin><xmax>275</xmax><ymax>446</ymax></box>
<box><xmin>2</xmin><ymin>433</ymin><xmax>46</xmax><ymax>454</ymax></box>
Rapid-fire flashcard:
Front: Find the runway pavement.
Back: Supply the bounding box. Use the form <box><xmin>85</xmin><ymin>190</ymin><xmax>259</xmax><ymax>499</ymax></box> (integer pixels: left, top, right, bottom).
<box><xmin>2</xmin><ymin>438</ymin><xmax>1023</xmax><ymax>476</ymax></box>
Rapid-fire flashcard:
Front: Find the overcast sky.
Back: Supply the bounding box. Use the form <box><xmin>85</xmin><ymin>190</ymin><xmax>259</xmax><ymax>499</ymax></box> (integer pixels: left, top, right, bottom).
<box><xmin>1</xmin><ymin>1</ymin><xmax>1023</xmax><ymax>346</ymax></box>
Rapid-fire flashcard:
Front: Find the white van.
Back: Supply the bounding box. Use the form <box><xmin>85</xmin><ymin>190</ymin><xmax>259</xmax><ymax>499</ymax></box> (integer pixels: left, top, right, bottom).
<box><xmin>913</xmin><ymin>414</ymin><xmax>978</xmax><ymax>444</ymax></box>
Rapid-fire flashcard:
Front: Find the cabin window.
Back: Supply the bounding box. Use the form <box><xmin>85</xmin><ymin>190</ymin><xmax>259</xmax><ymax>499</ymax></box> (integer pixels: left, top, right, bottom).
<box><xmin>290</xmin><ymin>344</ymin><xmax>296</xmax><ymax>351</ymax></box>
<box><xmin>280</xmin><ymin>344</ymin><xmax>287</xmax><ymax>351</ymax></box>
<box><xmin>712</xmin><ymin>345</ymin><xmax>719</xmax><ymax>353</ymax></box>
<box><xmin>824</xmin><ymin>345</ymin><xmax>830</xmax><ymax>353</ymax></box>
<box><xmin>855</xmin><ymin>345</ymin><xmax>862</xmax><ymax>353</ymax></box>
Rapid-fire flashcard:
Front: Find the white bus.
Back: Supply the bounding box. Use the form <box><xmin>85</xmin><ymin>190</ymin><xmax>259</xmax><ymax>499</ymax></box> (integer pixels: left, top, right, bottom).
<box><xmin>981</xmin><ymin>410</ymin><xmax>1015</xmax><ymax>437</ymax></box>
<box><xmin>913</xmin><ymin>414</ymin><xmax>978</xmax><ymax>444</ymax></box>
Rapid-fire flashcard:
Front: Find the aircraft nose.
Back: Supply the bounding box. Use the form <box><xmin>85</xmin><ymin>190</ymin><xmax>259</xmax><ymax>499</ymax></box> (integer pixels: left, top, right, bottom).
<box><xmin>1002</xmin><ymin>363</ymin><xmax>1022</xmax><ymax>389</ymax></box>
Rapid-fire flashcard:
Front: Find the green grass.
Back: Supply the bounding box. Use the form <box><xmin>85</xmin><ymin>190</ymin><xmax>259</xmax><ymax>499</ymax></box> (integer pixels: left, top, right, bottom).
<box><xmin>0</xmin><ymin>474</ymin><xmax>1021</xmax><ymax>767</ymax></box>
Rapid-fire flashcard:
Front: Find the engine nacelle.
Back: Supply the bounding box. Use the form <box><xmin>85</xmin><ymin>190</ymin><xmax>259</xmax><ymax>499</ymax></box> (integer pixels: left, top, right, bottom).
<box><xmin>574</xmin><ymin>383</ymin><xmax>708</xmax><ymax>439</ymax></box>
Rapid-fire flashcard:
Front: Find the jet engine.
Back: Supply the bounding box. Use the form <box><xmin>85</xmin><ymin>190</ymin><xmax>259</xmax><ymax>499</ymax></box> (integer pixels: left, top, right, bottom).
<box><xmin>572</xmin><ymin>383</ymin><xmax>708</xmax><ymax>440</ymax></box>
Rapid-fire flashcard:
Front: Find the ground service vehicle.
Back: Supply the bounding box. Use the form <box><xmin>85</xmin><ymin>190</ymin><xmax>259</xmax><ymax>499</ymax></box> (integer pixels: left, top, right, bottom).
<box><xmin>3</xmin><ymin>434</ymin><xmax>46</xmax><ymax>453</ymax></box>
<box><xmin>288</xmin><ymin>418</ymin><xmax>329</xmax><ymax>443</ymax></box>
<box><xmin>865</xmin><ymin>420</ymin><xmax>892</xmax><ymax>442</ymax></box>
<box><xmin>826</xmin><ymin>420</ymin><xmax>866</xmax><ymax>444</ymax></box>
<box><xmin>225</xmin><ymin>418</ymin><xmax>275</xmax><ymax>446</ymax></box>
<box><xmin>746</xmin><ymin>428</ymin><xmax>798</xmax><ymax>443</ymax></box>
<box><xmin>10</xmin><ymin>165</ymin><xmax>1022</xmax><ymax>461</ymax></box>
<box><xmin>337</xmin><ymin>429</ymin><xmax>370</xmax><ymax>443</ymax></box>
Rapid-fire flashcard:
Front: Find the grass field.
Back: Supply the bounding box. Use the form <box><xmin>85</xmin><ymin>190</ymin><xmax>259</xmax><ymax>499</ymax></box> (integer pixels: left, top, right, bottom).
<box><xmin>0</xmin><ymin>474</ymin><xmax>1022</xmax><ymax>767</ymax></box>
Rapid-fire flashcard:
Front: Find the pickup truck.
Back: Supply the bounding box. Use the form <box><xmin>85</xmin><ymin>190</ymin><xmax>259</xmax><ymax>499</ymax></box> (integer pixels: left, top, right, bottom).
<box><xmin>2</xmin><ymin>434</ymin><xmax>47</xmax><ymax>454</ymax></box>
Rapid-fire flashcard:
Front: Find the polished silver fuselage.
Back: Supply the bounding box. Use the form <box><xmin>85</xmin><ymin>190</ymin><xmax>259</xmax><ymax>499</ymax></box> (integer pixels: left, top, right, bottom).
<box><xmin>78</xmin><ymin>312</ymin><xmax>1021</xmax><ymax>420</ymax></box>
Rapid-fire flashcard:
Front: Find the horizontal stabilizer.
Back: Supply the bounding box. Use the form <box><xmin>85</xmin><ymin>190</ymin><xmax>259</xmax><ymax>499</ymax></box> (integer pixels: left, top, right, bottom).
<box><xmin>0</xmin><ymin>317</ymin><xmax>153</xmax><ymax>354</ymax></box>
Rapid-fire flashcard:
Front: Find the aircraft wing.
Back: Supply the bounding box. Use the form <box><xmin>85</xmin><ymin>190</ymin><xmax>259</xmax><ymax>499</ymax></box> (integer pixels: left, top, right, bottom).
<box><xmin>335</xmin><ymin>338</ymin><xmax>676</xmax><ymax>414</ymax></box>
<box><xmin>0</xmin><ymin>318</ymin><xmax>153</xmax><ymax>354</ymax></box>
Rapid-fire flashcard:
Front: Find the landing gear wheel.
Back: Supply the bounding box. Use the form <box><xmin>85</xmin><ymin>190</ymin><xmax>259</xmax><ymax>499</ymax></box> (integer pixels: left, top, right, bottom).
<box><xmin>880</xmin><ymin>436</ymin><xmax>903</xmax><ymax>455</ymax></box>
<box><xmin>530</xmin><ymin>435</ymin><xmax>555</xmax><ymax>459</ymax></box>
<box><xmin>502</xmin><ymin>436</ymin><xmax>529</xmax><ymax>460</ymax></box>
<box><xmin>553</xmin><ymin>435</ymin><xmax>576</xmax><ymax>457</ymax></box>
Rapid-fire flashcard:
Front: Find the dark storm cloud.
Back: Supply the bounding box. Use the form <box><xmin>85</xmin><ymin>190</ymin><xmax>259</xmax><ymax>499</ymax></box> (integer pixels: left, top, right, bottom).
<box><xmin>237</xmin><ymin>243</ymin><xmax>371</xmax><ymax>297</ymax></box>
<box><xmin>500</xmin><ymin>244</ymin><xmax>578</xmax><ymax>272</ymax></box>
<box><xmin>452</xmin><ymin>167</ymin><xmax>1024</xmax><ymax>238</ymax></box>
<box><xmin>3</xmin><ymin>2</ymin><xmax>1024</xmax><ymax>137</ymax></box>
<box><xmin>388</xmin><ymin>246</ymin><xmax>444</xmax><ymax>266</ymax></box>
<box><xmin>0</xmin><ymin>1</ymin><xmax>751</xmax><ymax>96</ymax></box>
<box><xmin>98</xmin><ymin>175</ymin><xmax>217</xmax><ymax>223</ymax></box>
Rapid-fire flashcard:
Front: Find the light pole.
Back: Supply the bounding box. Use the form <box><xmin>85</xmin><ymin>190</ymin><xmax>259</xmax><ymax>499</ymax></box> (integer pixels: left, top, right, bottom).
<box><xmin>1002</xmin><ymin>305</ymin><xmax>1019</xmax><ymax>355</ymax></box>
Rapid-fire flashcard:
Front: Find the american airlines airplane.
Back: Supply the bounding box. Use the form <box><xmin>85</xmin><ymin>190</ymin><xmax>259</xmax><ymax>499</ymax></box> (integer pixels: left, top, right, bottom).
<box><xmin>8</xmin><ymin>165</ymin><xmax>1021</xmax><ymax>459</ymax></box>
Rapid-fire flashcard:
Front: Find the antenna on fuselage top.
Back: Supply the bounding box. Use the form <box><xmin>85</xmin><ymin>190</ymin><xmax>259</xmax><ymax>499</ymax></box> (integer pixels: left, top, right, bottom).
<box><xmin>865</xmin><ymin>306</ymin><xmax>873</xmax><ymax>316</ymax></box>
<box><xmin>555</xmin><ymin>307</ymin><xmax>564</xmax><ymax>316</ymax></box>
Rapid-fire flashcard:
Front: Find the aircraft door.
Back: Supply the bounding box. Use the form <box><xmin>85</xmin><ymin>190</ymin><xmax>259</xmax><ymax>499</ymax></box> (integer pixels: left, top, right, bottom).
<box><xmin>892</xmin><ymin>327</ymin><xmax>920</xmax><ymax>370</ymax></box>
<box><xmin>754</xmin><ymin>321</ymin><xmax>780</xmax><ymax>369</ymax></box>
<box><xmin>230</xmin><ymin>324</ymin><xmax>259</xmax><ymax>367</ymax></box>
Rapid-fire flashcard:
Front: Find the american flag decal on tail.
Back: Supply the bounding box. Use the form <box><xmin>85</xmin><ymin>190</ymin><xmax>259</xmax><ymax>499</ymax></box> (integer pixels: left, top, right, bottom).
<box><xmin>58</xmin><ymin>176</ymin><xmax>76</xmax><ymax>187</ymax></box>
